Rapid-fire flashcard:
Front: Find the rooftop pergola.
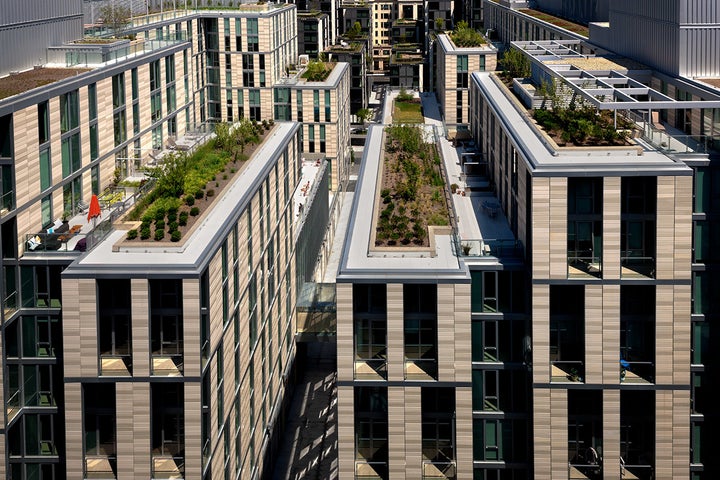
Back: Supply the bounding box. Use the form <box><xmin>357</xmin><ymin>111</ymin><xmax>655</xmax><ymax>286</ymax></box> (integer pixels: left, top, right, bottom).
<box><xmin>512</xmin><ymin>39</ymin><xmax>720</xmax><ymax>110</ymax></box>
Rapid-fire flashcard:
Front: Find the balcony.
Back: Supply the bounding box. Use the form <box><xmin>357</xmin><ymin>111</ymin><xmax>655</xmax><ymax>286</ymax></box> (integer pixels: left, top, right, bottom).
<box><xmin>405</xmin><ymin>345</ymin><xmax>437</xmax><ymax>380</ymax></box>
<box><xmin>457</xmin><ymin>237</ymin><xmax>523</xmax><ymax>258</ymax></box>
<box><xmin>551</xmin><ymin>360</ymin><xmax>584</xmax><ymax>383</ymax></box>
<box><xmin>152</xmin><ymin>454</ymin><xmax>185</xmax><ymax>479</ymax></box>
<box><xmin>0</xmin><ymin>189</ymin><xmax>13</xmax><ymax>217</ymax></box>
<box><xmin>100</xmin><ymin>355</ymin><xmax>132</xmax><ymax>377</ymax></box>
<box><xmin>568</xmin><ymin>252</ymin><xmax>602</xmax><ymax>278</ymax></box>
<box><xmin>422</xmin><ymin>461</ymin><xmax>456</xmax><ymax>480</ymax></box>
<box><xmin>85</xmin><ymin>455</ymin><xmax>117</xmax><ymax>479</ymax></box>
<box><xmin>355</xmin><ymin>358</ymin><xmax>388</xmax><ymax>380</ymax></box>
<box><xmin>355</xmin><ymin>461</ymin><xmax>388</xmax><ymax>480</ymax></box>
<box><xmin>620</xmin><ymin>255</ymin><xmax>654</xmax><ymax>279</ymax></box>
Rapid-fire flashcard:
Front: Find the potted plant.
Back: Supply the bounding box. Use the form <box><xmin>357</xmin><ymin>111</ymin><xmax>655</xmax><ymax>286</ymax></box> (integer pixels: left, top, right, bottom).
<box><xmin>61</xmin><ymin>211</ymin><xmax>71</xmax><ymax>224</ymax></box>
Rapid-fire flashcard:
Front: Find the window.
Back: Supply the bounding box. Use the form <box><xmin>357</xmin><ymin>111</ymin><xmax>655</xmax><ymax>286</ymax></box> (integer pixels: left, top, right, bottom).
<box><xmin>98</xmin><ymin>279</ymin><xmax>132</xmax><ymax>375</ymax></box>
<box><xmin>113</xmin><ymin>110</ymin><xmax>127</xmax><ymax>146</ymax></box>
<box><xmin>41</xmin><ymin>195</ymin><xmax>52</xmax><ymax>228</ymax></box>
<box><xmin>39</xmin><ymin>149</ymin><xmax>51</xmax><ymax>191</ymax></box>
<box><xmin>150</xmin><ymin>59</ymin><xmax>161</xmax><ymax>91</ymax></box>
<box><xmin>354</xmin><ymin>387</ymin><xmax>388</xmax><ymax>465</ymax></box>
<box><xmin>296</xmin><ymin>90</ymin><xmax>303</xmax><ymax>122</ymax></box>
<box><xmin>88</xmin><ymin>83</ymin><xmax>98</xmax><ymax>120</ymax></box>
<box><xmin>308</xmin><ymin>125</ymin><xmax>315</xmax><ymax>152</ymax></box>
<box><xmin>165</xmin><ymin>54</ymin><xmax>176</xmax><ymax>83</ymax></box>
<box><xmin>249</xmin><ymin>89</ymin><xmax>261</xmax><ymax>121</ymax></box>
<box><xmin>131</xmin><ymin>68</ymin><xmax>139</xmax><ymax>100</ymax></box>
<box><xmin>112</xmin><ymin>73</ymin><xmax>125</xmax><ymax>108</ymax></box>
<box><xmin>60</xmin><ymin>90</ymin><xmax>79</xmax><ymax>133</ymax></box>
<box><xmin>38</xmin><ymin>102</ymin><xmax>50</xmax><ymax>144</ymax></box>
<box><xmin>325</xmin><ymin>90</ymin><xmax>331</xmax><ymax>121</ymax></box>
<box><xmin>150</xmin><ymin>279</ymin><xmax>183</xmax><ymax>375</ymax></box>
<box><xmin>313</xmin><ymin>90</ymin><xmax>320</xmax><ymax>122</ymax></box>
<box><xmin>151</xmin><ymin>92</ymin><xmax>162</xmax><ymax>123</ymax></box>
<box><xmin>567</xmin><ymin>177</ymin><xmax>603</xmax><ymax>277</ymax></box>
<box><xmin>404</xmin><ymin>284</ymin><xmax>438</xmax><ymax>379</ymax></box>
<box><xmin>61</xmin><ymin>133</ymin><xmax>81</xmax><ymax>178</ymax></box>
<box><xmin>621</xmin><ymin>177</ymin><xmax>656</xmax><ymax>278</ymax></box>
<box><xmin>319</xmin><ymin>125</ymin><xmax>326</xmax><ymax>153</ymax></box>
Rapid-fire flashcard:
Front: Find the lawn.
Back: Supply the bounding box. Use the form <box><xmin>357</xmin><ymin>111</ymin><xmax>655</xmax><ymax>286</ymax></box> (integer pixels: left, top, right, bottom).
<box><xmin>393</xmin><ymin>100</ymin><xmax>424</xmax><ymax>124</ymax></box>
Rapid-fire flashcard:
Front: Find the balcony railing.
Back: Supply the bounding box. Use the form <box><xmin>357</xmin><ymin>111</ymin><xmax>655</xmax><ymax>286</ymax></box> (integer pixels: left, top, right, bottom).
<box><xmin>568</xmin><ymin>254</ymin><xmax>602</xmax><ymax>277</ymax></box>
<box><xmin>355</xmin><ymin>461</ymin><xmax>388</xmax><ymax>479</ymax></box>
<box><xmin>551</xmin><ymin>360</ymin><xmax>584</xmax><ymax>382</ymax></box>
<box><xmin>455</xmin><ymin>237</ymin><xmax>523</xmax><ymax>258</ymax></box>
<box><xmin>3</xmin><ymin>290</ymin><xmax>18</xmax><ymax>317</ymax></box>
<box><xmin>355</xmin><ymin>358</ymin><xmax>388</xmax><ymax>380</ymax></box>
<box><xmin>152</xmin><ymin>454</ymin><xmax>184</xmax><ymax>479</ymax></box>
<box><xmin>422</xmin><ymin>460</ymin><xmax>456</xmax><ymax>480</ymax></box>
<box><xmin>0</xmin><ymin>189</ymin><xmax>13</xmax><ymax>216</ymax></box>
<box><xmin>85</xmin><ymin>454</ymin><xmax>117</xmax><ymax>479</ymax></box>
<box><xmin>620</xmin><ymin>256</ymin><xmax>654</xmax><ymax>278</ymax></box>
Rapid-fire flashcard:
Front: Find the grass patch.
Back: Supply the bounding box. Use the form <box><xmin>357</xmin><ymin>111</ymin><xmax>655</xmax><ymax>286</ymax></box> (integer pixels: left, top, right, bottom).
<box><xmin>393</xmin><ymin>100</ymin><xmax>424</xmax><ymax>124</ymax></box>
<box><xmin>519</xmin><ymin>9</ymin><xmax>589</xmax><ymax>36</ymax></box>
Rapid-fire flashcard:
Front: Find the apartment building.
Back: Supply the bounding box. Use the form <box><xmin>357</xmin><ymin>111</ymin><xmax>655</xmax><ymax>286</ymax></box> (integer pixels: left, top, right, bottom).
<box><xmin>0</xmin><ymin>2</ymin><xmax>348</xmax><ymax>478</ymax></box>
<box><xmin>59</xmin><ymin>122</ymin><xmax>301</xmax><ymax>480</ymax></box>
<box><xmin>273</xmin><ymin>62</ymin><xmax>351</xmax><ymax>191</ymax></box>
<box><xmin>435</xmin><ymin>32</ymin><xmax>497</xmax><ymax>135</ymax></box>
<box><xmin>481</xmin><ymin>2</ymin><xmax>720</xmax><ymax>476</ymax></box>
<box><xmin>335</xmin><ymin>124</ymin><xmax>477</xmax><ymax>480</ymax></box>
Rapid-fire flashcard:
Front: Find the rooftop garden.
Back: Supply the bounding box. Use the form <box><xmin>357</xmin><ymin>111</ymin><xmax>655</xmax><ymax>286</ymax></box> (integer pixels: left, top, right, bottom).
<box><xmin>375</xmin><ymin>125</ymin><xmax>450</xmax><ymax>247</ymax></box>
<box><xmin>518</xmin><ymin>9</ymin><xmax>589</xmax><ymax>37</ymax></box>
<box><xmin>449</xmin><ymin>21</ymin><xmax>487</xmax><ymax>47</ymax></box>
<box><xmin>301</xmin><ymin>60</ymin><xmax>334</xmax><ymax>81</ymax></box>
<box><xmin>532</xmin><ymin>81</ymin><xmax>632</xmax><ymax>146</ymax></box>
<box><xmin>122</xmin><ymin>118</ymin><xmax>274</xmax><ymax>244</ymax></box>
<box><xmin>393</xmin><ymin>89</ymin><xmax>424</xmax><ymax>123</ymax></box>
<box><xmin>0</xmin><ymin>68</ymin><xmax>91</xmax><ymax>101</ymax></box>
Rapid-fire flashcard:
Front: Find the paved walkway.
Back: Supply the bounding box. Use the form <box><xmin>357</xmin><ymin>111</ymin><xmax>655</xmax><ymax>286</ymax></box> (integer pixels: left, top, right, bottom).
<box><xmin>271</xmin><ymin>343</ymin><xmax>338</xmax><ymax>480</ymax></box>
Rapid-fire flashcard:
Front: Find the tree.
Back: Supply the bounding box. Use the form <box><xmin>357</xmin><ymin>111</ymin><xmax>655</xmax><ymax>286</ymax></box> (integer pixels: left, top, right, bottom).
<box><xmin>99</xmin><ymin>4</ymin><xmax>131</xmax><ymax>36</ymax></box>
<box><xmin>346</xmin><ymin>21</ymin><xmax>362</xmax><ymax>39</ymax></box>
<box><xmin>499</xmin><ymin>46</ymin><xmax>530</xmax><ymax>80</ymax></box>
<box><xmin>356</xmin><ymin>108</ymin><xmax>371</xmax><ymax>125</ymax></box>
<box><xmin>434</xmin><ymin>18</ymin><xmax>445</xmax><ymax>31</ymax></box>
<box><xmin>149</xmin><ymin>151</ymin><xmax>190</xmax><ymax>198</ymax></box>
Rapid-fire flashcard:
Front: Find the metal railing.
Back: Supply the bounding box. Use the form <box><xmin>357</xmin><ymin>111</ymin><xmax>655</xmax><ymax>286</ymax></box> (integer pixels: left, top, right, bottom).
<box><xmin>620</xmin><ymin>256</ymin><xmax>654</xmax><ymax>278</ymax></box>
<box><xmin>455</xmin><ymin>236</ymin><xmax>523</xmax><ymax>258</ymax></box>
<box><xmin>355</xmin><ymin>461</ymin><xmax>388</xmax><ymax>480</ymax></box>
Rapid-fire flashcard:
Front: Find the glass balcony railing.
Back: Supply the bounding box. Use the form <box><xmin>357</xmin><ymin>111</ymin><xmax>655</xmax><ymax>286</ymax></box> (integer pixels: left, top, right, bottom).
<box><xmin>551</xmin><ymin>360</ymin><xmax>584</xmax><ymax>382</ymax></box>
<box><xmin>152</xmin><ymin>454</ymin><xmax>185</xmax><ymax>479</ymax></box>
<box><xmin>455</xmin><ymin>237</ymin><xmax>523</xmax><ymax>258</ymax></box>
<box><xmin>422</xmin><ymin>460</ymin><xmax>456</xmax><ymax>480</ymax></box>
<box><xmin>3</xmin><ymin>290</ymin><xmax>18</xmax><ymax>317</ymax></box>
<box><xmin>620</xmin><ymin>255</ymin><xmax>655</xmax><ymax>278</ymax></box>
<box><xmin>1</xmin><ymin>189</ymin><xmax>14</xmax><ymax>216</ymax></box>
<box><xmin>354</xmin><ymin>358</ymin><xmax>388</xmax><ymax>380</ymax></box>
<box><xmin>355</xmin><ymin>461</ymin><xmax>388</xmax><ymax>480</ymax></box>
<box><xmin>85</xmin><ymin>454</ymin><xmax>117</xmax><ymax>479</ymax></box>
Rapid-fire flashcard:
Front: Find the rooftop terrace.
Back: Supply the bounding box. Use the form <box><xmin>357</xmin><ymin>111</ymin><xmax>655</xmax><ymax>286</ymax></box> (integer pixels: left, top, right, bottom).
<box><xmin>0</xmin><ymin>68</ymin><xmax>91</xmax><ymax>101</ymax></box>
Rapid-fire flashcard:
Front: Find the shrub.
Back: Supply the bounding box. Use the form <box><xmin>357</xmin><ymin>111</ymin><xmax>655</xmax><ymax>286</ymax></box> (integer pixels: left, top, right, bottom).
<box><xmin>167</xmin><ymin>205</ymin><xmax>178</xmax><ymax>216</ymax></box>
<box><xmin>223</xmin><ymin>174</ymin><xmax>228</xmax><ymax>180</ymax></box>
<box><xmin>154</xmin><ymin>209</ymin><xmax>165</xmax><ymax>222</ymax></box>
<box><xmin>195</xmin><ymin>189</ymin><xmax>204</xmax><ymax>199</ymax></box>
<box><xmin>167</xmin><ymin>213</ymin><xmax>177</xmax><ymax>223</ymax></box>
<box><xmin>127</xmin><ymin>229</ymin><xmax>138</xmax><ymax>240</ymax></box>
<box><xmin>140</xmin><ymin>227</ymin><xmax>151</xmax><ymax>239</ymax></box>
<box><xmin>171</xmin><ymin>230</ymin><xmax>182</xmax><ymax>242</ymax></box>
<box><xmin>190</xmin><ymin>206</ymin><xmax>200</xmax><ymax>216</ymax></box>
<box><xmin>206</xmin><ymin>189</ymin><xmax>215</xmax><ymax>197</ymax></box>
<box><xmin>155</xmin><ymin>220</ymin><xmax>165</xmax><ymax>230</ymax></box>
<box><xmin>450</xmin><ymin>183</ymin><xmax>459</xmax><ymax>193</ymax></box>
<box><xmin>141</xmin><ymin>212</ymin><xmax>154</xmax><ymax>224</ymax></box>
<box><xmin>179</xmin><ymin>211</ymin><xmax>189</xmax><ymax>226</ymax></box>
<box><xmin>185</xmin><ymin>195</ymin><xmax>195</xmax><ymax>206</ymax></box>
<box><xmin>154</xmin><ymin>229</ymin><xmax>165</xmax><ymax>241</ymax></box>
<box><xmin>230</xmin><ymin>168</ymin><xmax>236</xmax><ymax>173</ymax></box>
<box><xmin>169</xmin><ymin>221</ymin><xmax>179</xmax><ymax>232</ymax></box>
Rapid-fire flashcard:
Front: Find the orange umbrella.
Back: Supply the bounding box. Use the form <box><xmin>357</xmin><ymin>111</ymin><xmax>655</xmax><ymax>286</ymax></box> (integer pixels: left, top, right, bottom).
<box><xmin>87</xmin><ymin>194</ymin><xmax>101</xmax><ymax>225</ymax></box>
